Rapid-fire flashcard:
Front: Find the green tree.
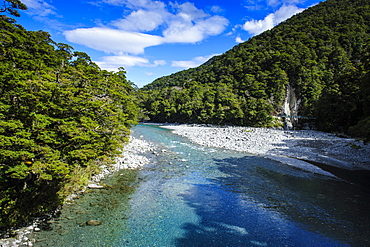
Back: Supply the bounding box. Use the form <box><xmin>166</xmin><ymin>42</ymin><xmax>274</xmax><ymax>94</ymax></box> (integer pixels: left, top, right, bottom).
<box><xmin>0</xmin><ymin>0</ymin><xmax>27</xmax><ymax>17</ymax></box>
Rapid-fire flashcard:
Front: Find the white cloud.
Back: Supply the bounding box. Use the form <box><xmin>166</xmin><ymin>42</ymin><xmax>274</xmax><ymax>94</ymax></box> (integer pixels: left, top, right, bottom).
<box><xmin>211</xmin><ymin>6</ymin><xmax>223</xmax><ymax>13</ymax></box>
<box><xmin>243</xmin><ymin>4</ymin><xmax>304</xmax><ymax>35</ymax></box>
<box><xmin>64</xmin><ymin>27</ymin><xmax>164</xmax><ymax>54</ymax></box>
<box><xmin>266</xmin><ymin>0</ymin><xmax>280</xmax><ymax>7</ymax></box>
<box><xmin>153</xmin><ymin>60</ymin><xmax>166</xmax><ymax>66</ymax></box>
<box><xmin>112</xmin><ymin>10</ymin><xmax>164</xmax><ymax>31</ymax></box>
<box><xmin>245</xmin><ymin>0</ymin><xmax>305</xmax><ymax>8</ymax></box>
<box><xmin>274</xmin><ymin>4</ymin><xmax>304</xmax><ymax>23</ymax></box>
<box><xmin>163</xmin><ymin>15</ymin><xmax>228</xmax><ymax>43</ymax></box>
<box><xmin>171</xmin><ymin>60</ymin><xmax>196</xmax><ymax>69</ymax></box>
<box><xmin>236</xmin><ymin>36</ymin><xmax>244</xmax><ymax>43</ymax></box>
<box><xmin>96</xmin><ymin>55</ymin><xmax>149</xmax><ymax>70</ymax></box>
<box><xmin>22</xmin><ymin>0</ymin><xmax>58</xmax><ymax>16</ymax></box>
<box><xmin>161</xmin><ymin>2</ymin><xmax>228</xmax><ymax>43</ymax></box>
<box><xmin>171</xmin><ymin>2</ymin><xmax>208</xmax><ymax>21</ymax></box>
<box><xmin>21</xmin><ymin>0</ymin><xmax>68</xmax><ymax>30</ymax></box>
<box><xmin>95</xmin><ymin>55</ymin><xmax>166</xmax><ymax>71</ymax></box>
<box><xmin>243</xmin><ymin>13</ymin><xmax>274</xmax><ymax>35</ymax></box>
<box><xmin>100</xmin><ymin>0</ymin><xmax>125</xmax><ymax>5</ymax></box>
<box><xmin>65</xmin><ymin>0</ymin><xmax>228</xmax><ymax>54</ymax></box>
<box><xmin>282</xmin><ymin>0</ymin><xmax>305</xmax><ymax>4</ymax></box>
<box><xmin>102</xmin><ymin>0</ymin><xmax>166</xmax><ymax>10</ymax></box>
<box><xmin>172</xmin><ymin>54</ymin><xmax>220</xmax><ymax>69</ymax></box>
<box><xmin>244</xmin><ymin>5</ymin><xmax>263</xmax><ymax>11</ymax></box>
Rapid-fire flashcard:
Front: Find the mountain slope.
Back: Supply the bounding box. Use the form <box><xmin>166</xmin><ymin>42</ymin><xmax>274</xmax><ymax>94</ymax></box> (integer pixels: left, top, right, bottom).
<box><xmin>139</xmin><ymin>0</ymin><xmax>370</xmax><ymax>137</ymax></box>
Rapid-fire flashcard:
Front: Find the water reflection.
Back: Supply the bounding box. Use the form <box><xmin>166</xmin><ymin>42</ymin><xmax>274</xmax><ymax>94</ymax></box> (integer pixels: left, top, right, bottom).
<box><xmin>177</xmin><ymin>184</ymin><xmax>350</xmax><ymax>246</ymax></box>
<box><xmin>177</xmin><ymin>155</ymin><xmax>370</xmax><ymax>246</ymax></box>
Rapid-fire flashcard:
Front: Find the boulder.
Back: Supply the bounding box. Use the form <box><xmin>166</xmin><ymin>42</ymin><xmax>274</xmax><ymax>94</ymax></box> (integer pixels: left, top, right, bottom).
<box><xmin>86</xmin><ymin>220</ymin><xmax>102</xmax><ymax>226</ymax></box>
<box><xmin>87</xmin><ymin>184</ymin><xmax>104</xmax><ymax>189</ymax></box>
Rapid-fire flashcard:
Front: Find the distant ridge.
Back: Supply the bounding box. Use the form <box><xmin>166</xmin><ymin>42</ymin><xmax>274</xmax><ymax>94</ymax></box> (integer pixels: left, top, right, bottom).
<box><xmin>139</xmin><ymin>0</ymin><xmax>370</xmax><ymax>140</ymax></box>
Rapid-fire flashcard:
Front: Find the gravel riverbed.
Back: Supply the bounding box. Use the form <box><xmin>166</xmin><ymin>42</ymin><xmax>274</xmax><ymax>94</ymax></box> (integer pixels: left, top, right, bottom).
<box><xmin>163</xmin><ymin>124</ymin><xmax>370</xmax><ymax>173</ymax></box>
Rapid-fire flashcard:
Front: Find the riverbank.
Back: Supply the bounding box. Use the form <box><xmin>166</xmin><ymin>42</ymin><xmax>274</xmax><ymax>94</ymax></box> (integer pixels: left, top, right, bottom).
<box><xmin>88</xmin><ymin>136</ymin><xmax>156</xmax><ymax>187</ymax></box>
<box><xmin>0</xmin><ymin>136</ymin><xmax>155</xmax><ymax>247</ymax></box>
<box><xmin>163</xmin><ymin>124</ymin><xmax>370</xmax><ymax>175</ymax></box>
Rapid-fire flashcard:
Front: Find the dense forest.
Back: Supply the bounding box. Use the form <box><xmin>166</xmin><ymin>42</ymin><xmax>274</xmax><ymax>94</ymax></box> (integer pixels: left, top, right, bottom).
<box><xmin>139</xmin><ymin>0</ymin><xmax>370</xmax><ymax>140</ymax></box>
<box><xmin>0</xmin><ymin>1</ymin><xmax>138</xmax><ymax>231</ymax></box>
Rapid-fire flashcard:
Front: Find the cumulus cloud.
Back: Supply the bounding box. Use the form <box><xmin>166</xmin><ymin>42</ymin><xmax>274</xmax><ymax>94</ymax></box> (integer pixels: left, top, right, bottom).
<box><xmin>243</xmin><ymin>13</ymin><xmax>274</xmax><ymax>35</ymax></box>
<box><xmin>236</xmin><ymin>36</ymin><xmax>244</xmax><ymax>43</ymax></box>
<box><xmin>95</xmin><ymin>54</ymin><xmax>166</xmax><ymax>71</ymax></box>
<box><xmin>161</xmin><ymin>2</ymin><xmax>228</xmax><ymax>43</ymax></box>
<box><xmin>276</xmin><ymin>4</ymin><xmax>305</xmax><ymax>22</ymax></box>
<box><xmin>64</xmin><ymin>27</ymin><xmax>164</xmax><ymax>54</ymax></box>
<box><xmin>110</xmin><ymin>0</ymin><xmax>170</xmax><ymax>32</ymax></box>
<box><xmin>243</xmin><ymin>4</ymin><xmax>304</xmax><ymax>35</ymax></box>
<box><xmin>172</xmin><ymin>54</ymin><xmax>220</xmax><ymax>69</ymax></box>
<box><xmin>112</xmin><ymin>10</ymin><xmax>165</xmax><ymax>31</ymax></box>
<box><xmin>163</xmin><ymin>15</ymin><xmax>228</xmax><ymax>43</ymax></box>
<box><xmin>171</xmin><ymin>2</ymin><xmax>208</xmax><ymax>20</ymax></box>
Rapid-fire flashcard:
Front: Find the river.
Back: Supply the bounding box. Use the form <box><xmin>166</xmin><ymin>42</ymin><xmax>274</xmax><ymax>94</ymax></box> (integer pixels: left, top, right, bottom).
<box><xmin>32</xmin><ymin>124</ymin><xmax>370</xmax><ymax>246</ymax></box>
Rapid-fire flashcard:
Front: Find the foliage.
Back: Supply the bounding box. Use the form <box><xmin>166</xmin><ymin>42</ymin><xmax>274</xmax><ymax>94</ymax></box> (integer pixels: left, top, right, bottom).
<box><xmin>0</xmin><ymin>0</ymin><xmax>27</xmax><ymax>17</ymax></box>
<box><xmin>139</xmin><ymin>0</ymin><xmax>370</xmax><ymax>135</ymax></box>
<box><xmin>349</xmin><ymin>116</ymin><xmax>370</xmax><ymax>142</ymax></box>
<box><xmin>0</xmin><ymin>10</ymin><xmax>138</xmax><ymax>230</ymax></box>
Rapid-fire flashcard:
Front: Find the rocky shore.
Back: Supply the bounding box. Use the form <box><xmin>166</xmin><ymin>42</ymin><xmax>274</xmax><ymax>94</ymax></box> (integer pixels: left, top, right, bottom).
<box><xmin>88</xmin><ymin>136</ymin><xmax>155</xmax><ymax>187</ymax></box>
<box><xmin>163</xmin><ymin>124</ymin><xmax>370</xmax><ymax>174</ymax></box>
<box><xmin>0</xmin><ymin>136</ymin><xmax>155</xmax><ymax>247</ymax></box>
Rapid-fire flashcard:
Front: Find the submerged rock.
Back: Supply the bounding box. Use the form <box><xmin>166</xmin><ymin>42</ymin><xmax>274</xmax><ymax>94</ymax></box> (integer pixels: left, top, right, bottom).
<box><xmin>86</xmin><ymin>220</ymin><xmax>102</xmax><ymax>226</ymax></box>
<box><xmin>87</xmin><ymin>184</ymin><xmax>104</xmax><ymax>189</ymax></box>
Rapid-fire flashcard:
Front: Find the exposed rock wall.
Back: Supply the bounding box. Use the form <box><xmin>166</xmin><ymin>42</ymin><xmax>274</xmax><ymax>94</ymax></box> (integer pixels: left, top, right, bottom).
<box><xmin>282</xmin><ymin>84</ymin><xmax>300</xmax><ymax>129</ymax></box>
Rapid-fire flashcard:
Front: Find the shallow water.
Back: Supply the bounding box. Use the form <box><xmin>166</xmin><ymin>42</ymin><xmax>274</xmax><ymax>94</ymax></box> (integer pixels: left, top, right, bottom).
<box><xmin>33</xmin><ymin>124</ymin><xmax>370</xmax><ymax>246</ymax></box>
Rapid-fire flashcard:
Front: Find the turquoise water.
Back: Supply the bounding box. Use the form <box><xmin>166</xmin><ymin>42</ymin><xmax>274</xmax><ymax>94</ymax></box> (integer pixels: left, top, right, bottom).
<box><xmin>33</xmin><ymin>124</ymin><xmax>370</xmax><ymax>246</ymax></box>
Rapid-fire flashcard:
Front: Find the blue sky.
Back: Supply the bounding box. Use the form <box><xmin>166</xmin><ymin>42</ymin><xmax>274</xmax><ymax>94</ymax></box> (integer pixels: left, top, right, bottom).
<box><xmin>17</xmin><ymin>0</ymin><xmax>319</xmax><ymax>87</ymax></box>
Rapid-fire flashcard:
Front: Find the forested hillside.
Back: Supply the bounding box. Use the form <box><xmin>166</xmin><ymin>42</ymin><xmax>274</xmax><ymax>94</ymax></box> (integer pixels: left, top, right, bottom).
<box><xmin>0</xmin><ymin>1</ymin><xmax>138</xmax><ymax>231</ymax></box>
<box><xmin>139</xmin><ymin>0</ymin><xmax>370</xmax><ymax>139</ymax></box>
